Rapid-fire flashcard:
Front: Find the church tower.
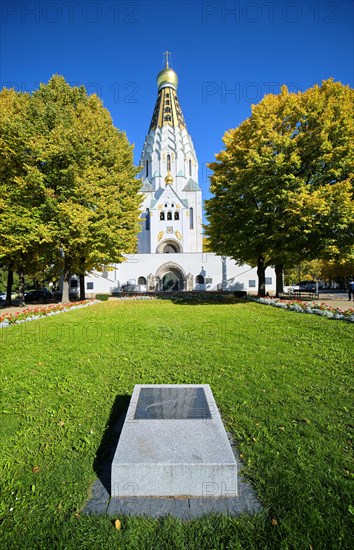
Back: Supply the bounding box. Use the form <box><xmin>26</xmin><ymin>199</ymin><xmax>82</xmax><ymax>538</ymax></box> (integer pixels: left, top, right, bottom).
<box><xmin>138</xmin><ymin>53</ymin><xmax>203</xmax><ymax>254</ymax></box>
<box><xmin>84</xmin><ymin>53</ymin><xmax>277</xmax><ymax>295</ymax></box>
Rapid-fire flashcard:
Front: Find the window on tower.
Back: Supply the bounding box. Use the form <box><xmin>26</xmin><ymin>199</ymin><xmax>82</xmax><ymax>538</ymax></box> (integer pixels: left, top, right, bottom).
<box><xmin>160</xmin><ymin>212</ymin><xmax>165</xmax><ymax>221</ymax></box>
<box><xmin>189</xmin><ymin>207</ymin><xmax>194</xmax><ymax>229</ymax></box>
<box><xmin>145</xmin><ymin>208</ymin><xmax>150</xmax><ymax>230</ymax></box>
<box><xmin>167</xmin><ymin>154</ymin><xmax>171</xmax><ymax>171</ymax></box>
<box><xmin>189</xmin><ymin>159</ymin><xmax>192</xmax><ymax>176</ymax></box>
<box><xmin>174</xmin><ymin>212</ymin><xmax>179</xmax><ymax>220</ymax></box>
<box><xmin>167</xmin><ymin>211</ymin><xmax>172</xmax><ymax>221</ymax></box>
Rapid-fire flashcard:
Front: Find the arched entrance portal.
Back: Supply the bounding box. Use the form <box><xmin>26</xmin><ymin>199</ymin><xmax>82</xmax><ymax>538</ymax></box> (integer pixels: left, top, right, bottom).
<box><xmin>155</xmin><ymin>262</ymin><xmax>186</xmax><ymax>292</ymax></box>
<box><xmin>162</xmin><ymin>271</ymin><xmax>180</xmax><ymax>291</ymax></box>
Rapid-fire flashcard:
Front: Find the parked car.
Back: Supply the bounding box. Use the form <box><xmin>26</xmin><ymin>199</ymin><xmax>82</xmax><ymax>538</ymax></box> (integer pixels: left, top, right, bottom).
<box><xmin>0</xmin><ymin>292</ymin><xmax>6</xmax><ymax>301</ymax></box>
<box><xmin>283</xmin><ymin>285</ymin><xmax>300</xmax><ymax>294</ymax></box>
<box><xmin>24</xmin><ymin>289</ymin><xmax>54</xmax><ymax>303</ymax></box>
<box><xmin>299</xmin><ymin>281</ymin><xmax>317</xmax><ymax>292</ymax></box>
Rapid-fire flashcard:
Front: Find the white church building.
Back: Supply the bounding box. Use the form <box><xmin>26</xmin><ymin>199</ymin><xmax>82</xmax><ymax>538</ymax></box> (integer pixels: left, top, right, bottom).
<box><xmin>85</xmin><ymin>57</ymin><xmax>276</xmax><ymax>295</ymax></box>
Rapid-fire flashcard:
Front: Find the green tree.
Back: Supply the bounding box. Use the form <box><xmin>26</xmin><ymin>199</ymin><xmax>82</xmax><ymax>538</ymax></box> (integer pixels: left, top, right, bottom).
<box><xmin>0</xmin><ymin>76</ymin><xmax>142</xmax><ymax>304</ymax></box>
<box><xmin>205</xmin><ymin>79</ymin><xmax>354</xmax><ymax>296</ymax></box>
<box><xmin>0</xmin><ymin>88</ymin><xmax>51</xmax><ymax>305</ymax></box>
<box><xmin>30</xmin><ymin>76</ymin><xmax>141</xmax><ymax>302</ymax></box>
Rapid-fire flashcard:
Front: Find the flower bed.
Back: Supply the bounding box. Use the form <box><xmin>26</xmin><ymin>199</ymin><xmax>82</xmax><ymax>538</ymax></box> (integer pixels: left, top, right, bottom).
<box><xmin>249</xmin><ymin>296</ymin><xmax>354</xmax><ymax>322</ymax></box>
<box><xmin>0</xmin><ymin>300</ymin><xmax>99</xmax><ymax>329</ymax></box>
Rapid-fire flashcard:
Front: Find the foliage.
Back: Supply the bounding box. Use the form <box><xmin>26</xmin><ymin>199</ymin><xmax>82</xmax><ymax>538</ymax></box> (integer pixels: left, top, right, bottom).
<box><xmin>1</xmin><ymin>300</ymin><xmax>353</xmax><ymax>548</ymax></box>
<box><xmin>202</xmin><ymin>236</ymin><xmax>212</xmax><ymax>252</ymax></box>
<box><xmin>284</xmin><ymin>253</ymin><xmax>354</xmax><ymax>285</ymax></box>
<box><xmin>0</xmin><ymin>76</ymin><xmax>142</xmax><ymax>301</ymax></box>
<box><xmin>205</xmin><ymin>79</ymin><xmax>354</xmax><ymax>294</ymax></box>
<box><xmin>0</xmin><ymin>89</ymin><xmax>50</xmax><ymax>280</ymax></box>
<box><xmin>95</xmin><ymin>294</ymin><xmax>110</xmax><ymax>301</ymax></box>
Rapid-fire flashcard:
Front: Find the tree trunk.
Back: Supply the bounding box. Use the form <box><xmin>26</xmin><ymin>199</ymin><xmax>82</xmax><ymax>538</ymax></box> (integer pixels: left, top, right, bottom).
<box><xmin>257</xmin><ymin>255</ymin><xmax>266</xmax><ymax>297</ymax></box>
<box><xmin>79</xmin><ymin>273</ymin><xmax>85</xmax><ymax>301</ymax></box>
<box><xmin>18</xmin><ymin>267</ymin><xmax>25</xmax><ymax>306</ymax></box>
<box><xmin>275</xmin><ymin>264</ymin><xmax>284</xmax><ymax>297</ymax></box>
<box><xmin>61</xmin><ymin>271</ymin><xmax>70</xmax><ymax>304</ymax></box>
<box><xmin>6</xmin><ymin>269</ymin><xmax>13</xmax><ymax>306</ymax></box>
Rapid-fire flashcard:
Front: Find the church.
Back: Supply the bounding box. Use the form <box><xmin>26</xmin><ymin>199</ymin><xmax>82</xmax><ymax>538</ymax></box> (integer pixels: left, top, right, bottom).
<box><xmin>85</xmin><ymin>56</ymin><xmax>276</xmax><ymax>295</ymax></box>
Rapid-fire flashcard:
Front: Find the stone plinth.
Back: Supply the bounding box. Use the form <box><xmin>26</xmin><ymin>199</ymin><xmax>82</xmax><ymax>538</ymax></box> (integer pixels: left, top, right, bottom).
<box><xmin>111</xmin><ymin>384</ymin><xmax>237</xmax><ymax>498</ymax></box>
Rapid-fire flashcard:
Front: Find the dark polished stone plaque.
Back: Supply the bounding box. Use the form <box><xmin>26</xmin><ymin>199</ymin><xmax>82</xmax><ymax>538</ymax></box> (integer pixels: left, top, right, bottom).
<box><xmin>134</xmin><ymin>387</ymin><xmax>212</xmax><ymax>420</ymax></box>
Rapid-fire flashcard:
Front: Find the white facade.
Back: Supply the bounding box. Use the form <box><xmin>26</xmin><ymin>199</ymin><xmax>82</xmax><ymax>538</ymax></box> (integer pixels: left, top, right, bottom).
<box><xmin>85</xmin><ymin>253</ymin><xmax>275</xmax><ymax>294</ymax></box>
<box><xmin>85</xmin><ymin>58</ymin><xmax>276</xmax><ymax>296</ymax></box>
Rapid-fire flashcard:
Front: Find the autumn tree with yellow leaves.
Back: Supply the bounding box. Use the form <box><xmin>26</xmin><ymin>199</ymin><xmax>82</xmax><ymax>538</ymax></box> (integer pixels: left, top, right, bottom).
<box><xmin>0</xmin><ymin>76</ymin><xmax>142</xmax><ymax>304</ymax></box>
<box><xmin>205</xmin><ymin>79</ymin><xmax>354</xmax><ymax>296</ymax></box>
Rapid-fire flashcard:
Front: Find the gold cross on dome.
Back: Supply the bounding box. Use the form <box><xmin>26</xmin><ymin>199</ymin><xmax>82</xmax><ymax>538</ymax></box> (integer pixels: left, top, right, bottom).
<box><xmin>163</xmin><ymin>50</ymin><xmax>172</xmax><ymax>68</ymax></box>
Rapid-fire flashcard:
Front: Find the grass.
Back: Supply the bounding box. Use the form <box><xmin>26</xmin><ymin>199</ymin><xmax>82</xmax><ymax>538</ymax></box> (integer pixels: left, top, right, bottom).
<box><xmin>0</xmin><ymin>299</ymin><xmax>353</xmax><ymax>549</ymax></box>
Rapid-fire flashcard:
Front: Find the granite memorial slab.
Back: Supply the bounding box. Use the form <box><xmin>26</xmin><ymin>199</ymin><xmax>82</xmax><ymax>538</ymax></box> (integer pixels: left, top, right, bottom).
<box><xmin>111</xmin><ymin>384</ymin><xmax>238</xmax><ymax>498</ymax></box>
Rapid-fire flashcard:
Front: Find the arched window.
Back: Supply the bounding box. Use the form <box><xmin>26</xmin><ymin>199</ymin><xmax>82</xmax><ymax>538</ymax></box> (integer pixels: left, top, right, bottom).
<box><xmin>196</xmin><ymin>275</ymin><xmax>205</xmax><ymax>284</ymax></box>
<box><xmin>189</xmin><ymin>159</ymin><xmax>192</xmax><ymax>176</ymax></box>
<box><xmin>145</xmin><ymin>160</ymin><xmax>149</xmax><ymax>178</ymax></box>
<box><xmin>138</xmin><ymin>276</ymin><xmax>146</xmax><ymax>285</ymax></box>
<box><xmin>167</xmin><ymin>211</ymin><xmax>172</xmax><ymax>221</ymax></box>
<box><xmin>189</xmin><ymin>207</ymin><xmax>194</xmax><ymax>229</ymax></box>
<box><xmin>160</xmin><ymin>212</ymin><xmax>165</xmax><ymax>221</ymax></box>
<box><xmin>145</xmin><ymin>208</ymin><xmax>150</xmax><ymax>230</ymax></box>
<box><xmin>163</xmin><ymin>244</ymin><xmax>177</xmax><ymax>253</ymax></box>
<box><xmin>167</xmin><ymin>154</ymin><xmax>171</xmax><ymax>171</ymax></box>
<box><xmin>174</xmin><ymin>211</ymin><xmax>179</xmax><ymax>220</ymax></box>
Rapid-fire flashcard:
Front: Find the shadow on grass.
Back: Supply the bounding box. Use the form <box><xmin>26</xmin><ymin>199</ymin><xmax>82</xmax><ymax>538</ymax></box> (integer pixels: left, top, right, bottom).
<box><xmin>93</xmin><ymin>394</ymin><xmax>131</xmax><ymax>494</ymax></box>
<box><xmin>170</xmin><ymin>297</ymin><xmax>248</xmax><ymax>306</ymax></box>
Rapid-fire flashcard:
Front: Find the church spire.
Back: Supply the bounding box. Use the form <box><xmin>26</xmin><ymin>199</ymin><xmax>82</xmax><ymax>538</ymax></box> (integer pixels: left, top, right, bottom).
<box><xmin>149</xmin><ymin>53</ymin><xmax>186</xmax><ymax>131</ymax></box>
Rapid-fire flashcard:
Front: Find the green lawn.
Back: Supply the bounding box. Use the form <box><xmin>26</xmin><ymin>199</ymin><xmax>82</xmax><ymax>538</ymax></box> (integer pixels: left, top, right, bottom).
<box><xmin>1</xmin><ymin>299</ymin><xmax>353</xmax><ymax>549</ymax></box>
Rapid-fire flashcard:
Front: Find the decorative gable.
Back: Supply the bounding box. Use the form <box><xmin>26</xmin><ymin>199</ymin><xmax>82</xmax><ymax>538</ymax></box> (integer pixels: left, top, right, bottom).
<box><xmin>182</xmin><ymin>178</ymin><xmax>200</xmax><ymax>192</ymax></box>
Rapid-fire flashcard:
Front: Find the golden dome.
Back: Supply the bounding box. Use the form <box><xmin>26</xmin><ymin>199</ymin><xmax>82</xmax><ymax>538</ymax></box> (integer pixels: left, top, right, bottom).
<box><xmin>157</xmin><ymin>67</ymin><xmax>178</xmax><ymax>90</ymax></box>
<box><xmin>165</xmin><ymin>172</ymin><xmax>174</xmax><ymax>185</ymax></box>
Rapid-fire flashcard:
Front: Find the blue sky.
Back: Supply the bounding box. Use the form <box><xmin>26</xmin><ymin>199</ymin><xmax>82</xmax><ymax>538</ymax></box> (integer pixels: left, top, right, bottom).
<box><xmin>1</xmin><ymin>0</ymin><xmax>353</xmax><ymax>204</ymax></box>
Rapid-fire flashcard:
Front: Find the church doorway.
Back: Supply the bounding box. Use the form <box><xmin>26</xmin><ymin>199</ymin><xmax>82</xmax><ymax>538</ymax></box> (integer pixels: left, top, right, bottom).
<box><xmin>162</xmin><ymin>271</ymin><xmax>180</xmax><ymax>291</ymax></box>
<box><xmin>155</xmin><ymin>262</ymin><xmax>185</xmax><ymax>292</ymax></box>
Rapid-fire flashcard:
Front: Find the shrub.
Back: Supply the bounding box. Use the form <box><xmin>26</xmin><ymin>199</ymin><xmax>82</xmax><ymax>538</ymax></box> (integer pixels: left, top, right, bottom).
<box><xmin>234</xmin><ymin>291</ymin><xmax>247</xmax><ymax>298</ymax></box>
<box><xmin>95</xmin><ymin>294</ymin><xmax>110</xmax><ymax>301</ymax></box>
